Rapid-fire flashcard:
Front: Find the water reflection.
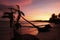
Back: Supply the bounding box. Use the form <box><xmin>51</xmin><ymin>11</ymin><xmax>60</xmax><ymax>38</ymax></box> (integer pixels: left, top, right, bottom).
<box><xmin>21</xmin><ymin>21</ymin><xmax>49</xmax><ymax>28</ymax></box>
<box><xmin>17</xmin><ymin>22</ymin><xmax>50</xmax><ymax>35</ymax></box>
<box><xmin>17</xmin><ymin>27</ymin><xmax>39</xmax><ymax>36</ymax></box>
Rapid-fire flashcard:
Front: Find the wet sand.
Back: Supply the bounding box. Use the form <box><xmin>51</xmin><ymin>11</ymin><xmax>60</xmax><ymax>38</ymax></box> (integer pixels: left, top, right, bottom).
<box><xmin>37</xmin><ymin>24</ymin><xmax>60</xmax><ymax>40</ymax></box>
<box><xmin>0</xmin><ymin>21</ymin><xmax>60</xmax><ymax>40</ymax></box>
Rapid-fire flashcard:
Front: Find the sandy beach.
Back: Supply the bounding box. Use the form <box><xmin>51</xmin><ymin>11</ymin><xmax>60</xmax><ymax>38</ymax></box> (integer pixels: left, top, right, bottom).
<box><xmin>0</xmin><ymin>21</ymin><xmax>60</xmax><ymax>40</ymax></box>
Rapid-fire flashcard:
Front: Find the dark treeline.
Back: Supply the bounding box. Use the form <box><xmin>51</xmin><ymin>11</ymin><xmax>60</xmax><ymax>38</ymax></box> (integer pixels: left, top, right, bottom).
<box><xmin>49</xmin><ymin>13</ymin><xmax>60</xmax><ymax>24</ymax></box>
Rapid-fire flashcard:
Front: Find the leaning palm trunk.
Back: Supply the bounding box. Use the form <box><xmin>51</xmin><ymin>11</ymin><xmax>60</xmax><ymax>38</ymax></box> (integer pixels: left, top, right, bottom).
<box><xmin>21</xmin><ymin>16</ymin><xmax>51</xmax><ymax>32</ymax></box>
<box><xmin>21</xmin><ymin>16</ymin><xmax>39</xmax><ymax>28</ymax></box>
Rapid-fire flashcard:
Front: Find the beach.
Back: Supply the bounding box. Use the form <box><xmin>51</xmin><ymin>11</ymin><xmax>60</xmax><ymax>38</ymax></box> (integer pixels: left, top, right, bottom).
<box><xmin>0</xmin><ymin>21</ymin><xmax>60</xmax><ymax>40</ymax></box>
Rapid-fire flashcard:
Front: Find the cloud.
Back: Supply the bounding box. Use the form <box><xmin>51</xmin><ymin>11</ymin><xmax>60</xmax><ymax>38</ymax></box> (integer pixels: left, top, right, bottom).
<box><xmin>0</xmin><ymin>0</ymin><xmax>32</xmax><ymax>6</ymax></box>
<box><xmin>17</xmin><ymin>0</ymin><xmax>32</xmax><ymax>6</ymax></box>
<box><xmin>0</xmin><ymin>0</ymin><xmax>32</xmax><ymax>12</ymax></box>
<box><xmin>0</xmin><ymin>0</ymin><xmax>18</xmax><ymax>5</ymax></box>
<box><xmin>32</xmin><ymin>0</ymin><xmax>60</xmax><ymax>5</ymax></box>
<box><xmin>0</xmin><ymin>4</ymin><xmax>10</xmax><ymax>11</ymax></box>
<box><xmin>0</xmin><ymin>0</ymin><xmax>17</xmax><ymax>11</ymax></box>
<box><xmin>0</xmin><ymin>4</ymin><xmax>16</xmax><ymax>12</ymax></box>
<box><xmin>0</xmin><ymin>0</ymin><xmax>32</xmax><ymax>21</ymax></box>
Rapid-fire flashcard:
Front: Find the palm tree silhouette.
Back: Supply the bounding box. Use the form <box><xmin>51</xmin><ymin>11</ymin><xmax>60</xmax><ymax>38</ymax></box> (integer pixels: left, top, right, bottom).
<box><xmin>16</xmin><ymin>5</ymin><xmax>25</xmax><ymax>23</ymax></box>
<box><xmin>12</xmin><ymin>5</ymin><xmax>25</xmax><ymax>30</ymax></box>
<box><xmin>2</xmin><ymin>8</ymin><xmax>15</xmax><ymax>28</ymax></box>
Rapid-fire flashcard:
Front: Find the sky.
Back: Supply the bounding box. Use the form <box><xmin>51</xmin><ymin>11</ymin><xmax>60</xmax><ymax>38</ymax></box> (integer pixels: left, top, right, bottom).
<box><xmin>0</xmin><ymin>0</ymin><xmax>60</xmax><ymax>21</ymax></box>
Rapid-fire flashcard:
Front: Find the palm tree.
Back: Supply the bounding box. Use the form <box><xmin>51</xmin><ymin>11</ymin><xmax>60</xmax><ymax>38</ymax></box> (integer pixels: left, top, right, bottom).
<box><xmin>2</xmin><ymin>8</ymin><xmax>15</xmax><ymax>28</ymax></box>
<box><xmin>16</xmin><ymin>5</ymin><xmax>25</xmax><ymax>23</ymax></box>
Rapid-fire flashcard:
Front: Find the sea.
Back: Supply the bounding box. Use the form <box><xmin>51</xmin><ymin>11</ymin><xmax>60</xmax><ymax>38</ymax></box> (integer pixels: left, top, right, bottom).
<box><xmin>21</xmin><ymin>21</ymin><xmax>49</xmax><ymax>27</ymax></box>
<box><xmin>0</xmin><ymin>21</ymin><xmax>49</xmax><ymax>27</ymax></box>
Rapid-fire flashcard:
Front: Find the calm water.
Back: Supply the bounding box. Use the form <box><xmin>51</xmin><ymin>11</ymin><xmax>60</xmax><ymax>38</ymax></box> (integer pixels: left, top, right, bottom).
<box><xmin>0</xmin><ymin>21</ymin><xmax>49</xmax><ymax>27</ymax></box>
<box><xmin>21</xmin><ymin>21</ymin><xmax>49</xmax><ymax>28</ymax></box>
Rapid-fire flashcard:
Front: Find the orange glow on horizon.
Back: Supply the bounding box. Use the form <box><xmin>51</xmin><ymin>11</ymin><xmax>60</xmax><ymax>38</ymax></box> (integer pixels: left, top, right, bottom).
<box><xmin>0</xmin><ymin>0</ymin><xmax>60</xmax><ymax>21</ymax></box>
<box><xmin>15</xmin><ymin>0</ymin><xmax>60</xmax><ymax>21</ymax></box>
<box><xmin>24</xmin><ymin>14</ymin><xmax>51</xmax><ymax>20</ymax></box>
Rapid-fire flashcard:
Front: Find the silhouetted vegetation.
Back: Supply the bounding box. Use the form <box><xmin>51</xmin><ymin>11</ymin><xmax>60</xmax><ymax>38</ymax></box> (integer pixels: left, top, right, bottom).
<box><xmin>1</xmin><ymin>5</ymin><xmax>40</xmax><ymax>40</ymax></box>
<box><xmin>2</xmin><ymin>8</ymin><xmax>16</xmax><ymax>28</ymax></box>
<box><xmin>49</xmin><ymin>13</ymin><xmax>60</xmax><ymax>24</ymax></box>
<box><xmin>31</xmin><ymin>20</ymin><xmax>49</xmax><ymax>22</ymax></box>
<box><xmin>1</xmin><ymin>4</ymin><xmax>60</xmax><ymax>40</ymax></box>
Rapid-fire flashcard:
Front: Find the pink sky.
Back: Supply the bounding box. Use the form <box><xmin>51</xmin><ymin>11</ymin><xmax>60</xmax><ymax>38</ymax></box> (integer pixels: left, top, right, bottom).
<box><xmin>0</xmin><ymin>0</ymin><xmax>60</xmax><ymax>21</ymax></box>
